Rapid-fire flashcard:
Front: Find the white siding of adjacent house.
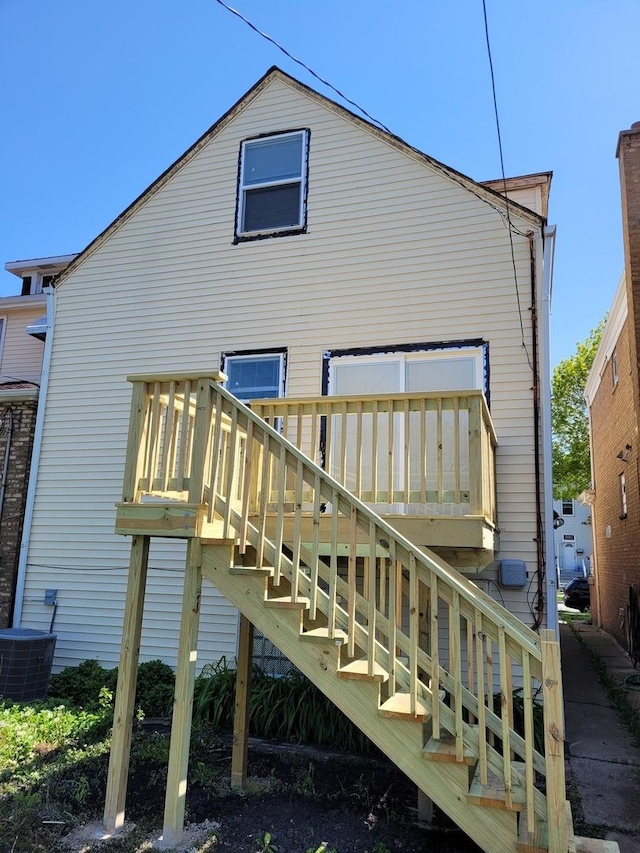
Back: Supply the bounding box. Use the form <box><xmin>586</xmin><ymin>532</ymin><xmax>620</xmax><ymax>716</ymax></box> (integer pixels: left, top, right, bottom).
<box><xmin>0</xmin><ymin>300</ymin><xmax>46</xmax><ymax>384</ymax></box>
<box><xmin>20</xmin><ymin>75</ymin><xmax>547</xmax><ymax>670</ymax></box>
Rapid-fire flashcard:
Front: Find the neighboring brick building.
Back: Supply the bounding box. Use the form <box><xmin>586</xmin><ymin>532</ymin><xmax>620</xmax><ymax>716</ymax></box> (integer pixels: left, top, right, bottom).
<box><xmin>586</xmin><ymin>121</ymin><xmax>640</xmax><ymax>648</ymax></box>
<box><xmin>0</xmin><ymin>387</ymin><xmax>39</xmax><ymax>626</ymax></box>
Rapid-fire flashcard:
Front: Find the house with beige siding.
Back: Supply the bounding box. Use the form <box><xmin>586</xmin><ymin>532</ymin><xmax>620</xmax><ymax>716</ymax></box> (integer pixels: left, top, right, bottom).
<box><xmin>8</xmin><ymin>68</ymin><xmax>584</xmax><ymax>853</ymax></box>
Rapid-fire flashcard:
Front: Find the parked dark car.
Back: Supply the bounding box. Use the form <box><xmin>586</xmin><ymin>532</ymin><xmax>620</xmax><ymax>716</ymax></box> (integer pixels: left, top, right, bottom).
<box><xmin>563</xmin><ymin>576</ymin><xmax>591</xmax><ymax>612</ymax></box>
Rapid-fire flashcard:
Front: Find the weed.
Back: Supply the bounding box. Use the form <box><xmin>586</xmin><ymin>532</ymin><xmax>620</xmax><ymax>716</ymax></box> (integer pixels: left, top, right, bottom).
<box><xmin>255</xmin><ymin>830</ymin><xmax>279</xmax><ymax>852</ymax></box>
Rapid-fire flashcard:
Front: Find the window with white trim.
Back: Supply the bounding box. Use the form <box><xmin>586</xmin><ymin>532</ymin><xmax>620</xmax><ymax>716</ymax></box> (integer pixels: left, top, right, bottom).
<box><xmin>236</xmin><ymin>130</ymin><xmax>308</xmax><ymax>239</ymax></box>
<box><xmin>561</xmin><ymin>499</ymin><xmax>574</xmax><ymax>516</ymax></box>
<box><xmin>223</xmin><ymin>352</ymin><xmax>285</xmax><ymax>401</ymax></box>
<box><xmin>612</xmin><ymin>350</ymin><xmax>619</xmax><ymax>389</ymax></box>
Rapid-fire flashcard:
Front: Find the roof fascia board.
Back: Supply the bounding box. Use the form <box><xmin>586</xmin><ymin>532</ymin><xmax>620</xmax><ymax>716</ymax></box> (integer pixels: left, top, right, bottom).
<box><xmin>585</xmin><ymin>272</ymin><xmax>627</xmax><ymax>405</ymax></box>
<box><xmin>55</xmin><ymin>66</ymin><xmax>543</xmax><ymax>289</ymax></box>
<box><xmin>0</xmin><ymin>387</ymin><xmax>39</xmax><ymax>401</ymax></box>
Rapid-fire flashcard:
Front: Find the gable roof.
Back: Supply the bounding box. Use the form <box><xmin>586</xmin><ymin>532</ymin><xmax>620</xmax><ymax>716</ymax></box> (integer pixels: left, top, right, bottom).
<box><xmin>54</xmin><ymin>66</ymin><xmax>545</xmax><ymax>289</ymax></box>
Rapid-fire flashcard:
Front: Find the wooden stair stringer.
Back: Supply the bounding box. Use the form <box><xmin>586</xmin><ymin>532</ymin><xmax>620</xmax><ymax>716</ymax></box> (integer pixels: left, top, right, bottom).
<box><xmin>201</xmin><ymin>541</ymin><xmax>519</xmax><ymax>853</ymax></box>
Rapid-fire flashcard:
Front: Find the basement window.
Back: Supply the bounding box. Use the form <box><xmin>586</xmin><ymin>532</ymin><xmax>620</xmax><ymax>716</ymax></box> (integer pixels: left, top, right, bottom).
<box><xmin>236</xmin><ymin>130</ymin><xmax>309</xmax><ymax>241</ymax></box>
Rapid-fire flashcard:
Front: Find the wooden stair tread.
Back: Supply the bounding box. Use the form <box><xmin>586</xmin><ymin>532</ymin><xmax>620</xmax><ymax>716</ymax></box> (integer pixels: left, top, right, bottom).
<box><xmin>337</xmin><ymin>658</ymin><xmax>388</xmax><ymax>682</ymax></box>
<box><xmin>299</xmin><ymin>627</ymin><xmax>347</xmax><ymax>643</ymax></box>
<box><xmin>468</xmin><ymin>765</ymin><xmax>525</xmax><ymax>811</ymax></box>
<box><xmin>264</xmin><ymin>595</ymin><xmax>310</xmax><ymax>609</ymax></box>
<box><xmin>423</xmin><ymin>731</ymin><xmax>477</xmax><ymax>765</ymax></box>
<box><xmin>229</xmin><ymin>565</ymin><xmax>273</xmax><ymax>576</ymax></box>
<box><xmin>573</xmin><ymin>839</ymin><xmax>620</xmax><ymax>853</ymax></box>
<box><xmin>379</xmin><ymin>692</ymin><xmax>429</xmax><ymax>720</ymax></box>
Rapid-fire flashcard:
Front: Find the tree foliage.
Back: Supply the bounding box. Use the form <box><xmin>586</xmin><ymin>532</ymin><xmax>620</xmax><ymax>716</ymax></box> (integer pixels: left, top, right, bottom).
<box><xmin>551</xmin><ymin>320</ymin><xmax>605</xmax><ymax>499</ymax></box>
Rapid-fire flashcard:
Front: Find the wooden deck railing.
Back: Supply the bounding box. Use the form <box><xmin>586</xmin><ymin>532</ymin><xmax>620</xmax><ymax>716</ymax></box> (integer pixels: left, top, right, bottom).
<box><xmin>251</xmin><ymin>392</ymin><xmax>496</xmax><ymax>521</ymax></box>
<box><xmin>119</xmin><ymin>373</ymin><xmax>564</xmax><ymax>851</ymax></box>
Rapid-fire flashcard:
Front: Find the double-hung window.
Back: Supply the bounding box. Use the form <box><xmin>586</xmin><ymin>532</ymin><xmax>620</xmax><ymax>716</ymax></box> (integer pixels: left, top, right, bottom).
<box><xmin>223</xmin><ymin>352</ymin><xmax>285</xmax><ymax>402</ymax></box>
<box><xmin>236</xmin><ymin>130</ymin><xmax>308</xmax><ymax>239</ymax></box>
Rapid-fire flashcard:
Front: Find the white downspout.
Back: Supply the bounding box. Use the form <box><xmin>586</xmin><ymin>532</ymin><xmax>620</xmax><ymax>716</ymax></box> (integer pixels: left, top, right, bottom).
<box><xmin>541</xmin><ymin>225</ymin><xmax>557</xmax><ymax>635</ymax></box>
<box><xmin>12</xmin><ymin>286</ymin><xmax>55</xmax><ymax>627</ymax></box>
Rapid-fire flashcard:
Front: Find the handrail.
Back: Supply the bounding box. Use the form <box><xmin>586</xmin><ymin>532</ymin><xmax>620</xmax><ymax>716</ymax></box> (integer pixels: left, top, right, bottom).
<box><xmin>121</xmin><ymin>375</ymin><xmax>565</xmax><ymax>848</ymax></box>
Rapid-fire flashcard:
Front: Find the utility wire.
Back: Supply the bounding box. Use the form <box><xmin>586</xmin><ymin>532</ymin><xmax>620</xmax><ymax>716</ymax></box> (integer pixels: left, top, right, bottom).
<box><xmin>213</xmin><ymin>0</ymin><xmax>534</xmax><ymax>241</ymax></box>
<box><xmin>481</xmin><ymin>0</ymin><xmax>533</xmax><ymax>372</ymax></box>
<box><xmin>212</xmin><ymin>0</ymin><xmax>392</xmax><ymax>134</ymax></box>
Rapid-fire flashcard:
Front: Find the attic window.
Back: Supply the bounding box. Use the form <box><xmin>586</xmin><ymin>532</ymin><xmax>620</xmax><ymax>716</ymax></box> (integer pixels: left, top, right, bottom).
<box><xmin>236</xmin><ymin>130</ymin><xmax>309</xmax><ymax>241</ymax></box>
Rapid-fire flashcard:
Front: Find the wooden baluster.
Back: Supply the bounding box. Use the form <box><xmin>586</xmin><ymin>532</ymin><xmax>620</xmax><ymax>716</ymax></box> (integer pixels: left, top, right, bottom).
<box><xmin>347</xmin><ymin>505</ymin><xmax>357</xmax><ymax>658</ymax></box>
<box><xmin>388</xmin><ymin>542</ymin><xmax>397</xmax><ymax>697</ymax></box>
<box><xmin>310</xmin><ymin>402</ymin><xmax>318</xmax><ymax>466</ymax></box>
<box><xmin>188</xmin><ymin>379</ymin><xmax>213</xmax><ymax>507</ymax></box>
<box><xmin>466</xmin><ymin>617</ymin><xmax>475</xmax><ymax>724</ymax></box>
<box><xmin>273</xmin><ymin>446</ymin><xmax>287</xmax><ymax>586</ymax></box>
<box><xmin>355</xmin><ymin>401</ymin><xmax>363</xmax><ymax>500</ymax></box>
<box><xmin>256</xmin><ymin>432</ymin><xmax>270</xmax><ymax>569</ymax></box>
<box><xmin>409</xmin><ymin>552</ymin><xmax>418</xmax><ymax>715</ymax></box>
<box><xmin>541</xmin><ymin>629</ymin><xmax>567</xmax><ymax>853</ymax></box>
<box><xmin>522</xmin><ymin>650</ymin><xmax>536</xmax><ymax>834</ymax></box>
<box><xmin>379</xmin><ymin>558</ymin><xmax>387</xmax><ymax>624</ymax></box>
<box><xmin>328</xmin><ymin>489</ymin><xmax>339</xmax><ymax>639</ymax></box>
<box><xmin>309</xmin><ymin>473</ymin><xmax>321</xmax><ymax>620</ymax></box>
<box><xmin>403</xmin><ymin>398</ymin><xmax>410</xmax><ymax>504</ymax></box>
<box><xmin>295</xmin><ymin>405</ymin><xmax>303</xmax><ymax>451</ymax></box>
<box><xmin>475</xmin><ymin>611</ymin><xmax>488</xmax><ymax>785</ymax></box>
<box><xmin>454</xmin><ymin>397</ymin><xmax>460</xmax><ymax>505</ymax></box>
<box><xmin>498</xmin><ymin>626</ymin><xmax>513</xmax><ymax>809</ymax></box>
<box><xmin>222</xmin><ymin>406</ymin><xmax>238</xmax><ymax>538</ymax></box>
<box><xmin>122</xmin><ymin>381</ymin><xmax>150</xmax><ymax>503</ymax></box>
<box><xmin>468</xmin><ymin>395</ymin><xmax>482</xmax><ymax>515</ymax></box>
<box><xmin>367</xmin><ymin>521</ymin><xmax>377</xmax><ymax>676</ymax></box>
<box><xmin>177</xmin><ymin>380</ymin><xmax>191</xmax><ymax>492</ymax></box>
<box><xmin>419</xmin><ymin>398</ymin><xmax>427</xmax><ymax>504</ymax></box>
<box><xmin>387</xmin><ymin>402</ymin><xmax>394</xmax><ymax>503</ymax></box>
<box><xmin>437</xmin><ymin>398</ymin><xmax>443</xmax><ymax>506</ymax></box>
<box><xmin>146</xmin><ymin>381</ymin><xmax>162</xmax><ymax>489</ymax></box>
<box><xmin>291</xmin><ymin>459</ymin><xmax>304</xmax><ymax>602</ymax></box>
<box><xmin>340</xmin><ymin>401</ymin><xmax>348</xmax><ymax>487</ymax></box>
<box><xmin>206</xmin><ymin>390</ymin><xmax>223</xmax><ymax>523</ymax></box>
<box><xmin>238</xmin><ymin>420</ymin><xmax>253</xmax><ymax>554</ymax></box>
<box><xmin>450</xmin><ymin>591</ymin><xmax>463</xmax><ymax>761</ymax></box>
<box><xmin>430</xmin><ymin>575</ymin><xmax>440</xmax><ymax>739</ymax></box>
<box><xmin>486</xmin><ymin>635</ymin><xmax>495</xmax><ymax>749</ymax></box>
<box><xmin>160</xmin><ymin>381</ymin><xmax>176</xmax><ymax>492</ymax></box>
<box><xmin>371</xmin><ymin>400</ymin><xmax>378</xmax><ymax>502</ymax></box>
<box><xmin>325</xmin><ymin>404</ymin><xmax>333</xmax><ymax>477</ymax></box>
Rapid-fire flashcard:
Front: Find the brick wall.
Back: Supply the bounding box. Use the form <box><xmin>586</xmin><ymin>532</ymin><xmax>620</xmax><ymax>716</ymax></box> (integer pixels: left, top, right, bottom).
<box><xmin>590</xmin><ymin>318</ymin><xmax>640</xmax><ymax>646</ymax></box>
<box><xmin>0</xmin><ymin>400</ymin><xmax>38</xmax><ymax>627</ymax></box>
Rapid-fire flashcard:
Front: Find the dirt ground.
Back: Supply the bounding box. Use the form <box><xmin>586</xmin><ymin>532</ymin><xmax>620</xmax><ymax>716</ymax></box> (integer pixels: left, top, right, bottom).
<box><xmin>63</xmin><ymin>738</ymin><xmax>482</xmax><ymax>853</ymax></box>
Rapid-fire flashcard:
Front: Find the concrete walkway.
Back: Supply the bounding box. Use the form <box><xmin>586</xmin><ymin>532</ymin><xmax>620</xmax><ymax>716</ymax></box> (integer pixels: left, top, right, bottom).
<box><xmin>561</xmin><ymin>620</ymin><xmax>640</xmax><ymax>852</ymax></box>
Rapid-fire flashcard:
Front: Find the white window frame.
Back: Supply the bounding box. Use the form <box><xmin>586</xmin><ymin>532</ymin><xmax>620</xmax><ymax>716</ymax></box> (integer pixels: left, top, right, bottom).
<box><xmin>561</xmin><ymin>499</ymin><xmax>574</xmax><ymax>516</ymax></box>
<box><xmin>612</xmin><ymin>350</ymin><xmax>619</xmax><ymax>389</ymax></box>
<box><xmin>327</xmin><ymin>348</ymin><xmax>484</xmax><ymax>396</ymax></box>
<box><xmin>223</xmin><ymin>352</ymin><xmax>286</xmax><ymax>402</ymax></box>
<box><xmin>237</xmin><ymin>130</ymin><xmax>308</xmax><ymax>238</ymax></box>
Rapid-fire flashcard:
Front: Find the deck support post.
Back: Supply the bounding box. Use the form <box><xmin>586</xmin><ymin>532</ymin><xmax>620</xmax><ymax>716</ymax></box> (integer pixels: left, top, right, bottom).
<box><xmin>541</xmin><ymin>629</ymin><xmax>567</xmax><ymax>853</ymax></box>
<box><xmin>231</xmin><ymin>613</ymin><xmax>254</xmax><ymax>788</ymax></box>
<box><xmin>103</xmin><ymin>534</ymin><xmax>150</xmax><ymax>834</ymax></box>
<box><xmin>162</xmin><ymin>539</ymin><xmax>203</xmax><ymax>847</ymax></box>
<box><xmin>417</xmin><ymin>788</ymin><xmax>434</xmax><ymax>824</ymax></box>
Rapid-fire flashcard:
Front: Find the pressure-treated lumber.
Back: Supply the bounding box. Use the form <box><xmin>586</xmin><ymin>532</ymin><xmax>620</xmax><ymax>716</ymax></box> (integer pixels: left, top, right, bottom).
<box><xmin>162</xmin><ymin>540</ymin><xmax>203</xmax><ymax>846</ymax></box>
<box><xmin>231</xmin><ymin>614</ymin><xmax>254</xmax><ymax>789</ymax></box>
<box><xmin>541</xmin><ymin>629</ymin><xmax>567</xmax><ymax>853</ymax></box>
<box><xmin>103</xmin><ymin>535</ymin><xmax>150</xmax><ymax>834</ymax></box>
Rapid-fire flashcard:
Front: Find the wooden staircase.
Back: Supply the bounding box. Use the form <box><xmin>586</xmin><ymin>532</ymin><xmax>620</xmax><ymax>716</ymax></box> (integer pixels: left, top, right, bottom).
<box><xmin>102</xmin><ymin>374</ymin><xmax>617</xmax><ymax>853</ymax></box>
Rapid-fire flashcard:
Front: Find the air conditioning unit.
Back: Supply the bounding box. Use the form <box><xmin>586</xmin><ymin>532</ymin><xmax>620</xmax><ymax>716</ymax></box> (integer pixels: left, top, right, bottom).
<box><xmin>0</xmin><ymin>628</ymin><xmax>57</xmax><ymax>701</ymax></box>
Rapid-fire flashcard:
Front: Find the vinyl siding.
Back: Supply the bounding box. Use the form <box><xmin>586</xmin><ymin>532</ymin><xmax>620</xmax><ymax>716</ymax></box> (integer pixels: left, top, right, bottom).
<box><xmin>21</xmin><ymin>76</ymin><xmax>547</xmax><ymax>669</ymax></box>
<box><xmin>0</xmin><ymin>301</ymin><xmax>46</xmax><ymax>384</ymax></box>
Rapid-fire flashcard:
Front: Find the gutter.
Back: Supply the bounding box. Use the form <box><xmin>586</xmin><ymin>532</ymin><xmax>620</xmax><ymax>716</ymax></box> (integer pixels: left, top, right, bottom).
<box><xmin>541</xmin><ymin>225</ymin><xmax>557</xmax><ymax>634</ymax></box>
<box><xmin>12</xmin><ymin>286</ymin><xmax>55</xmax><ymax>627</ymax></box>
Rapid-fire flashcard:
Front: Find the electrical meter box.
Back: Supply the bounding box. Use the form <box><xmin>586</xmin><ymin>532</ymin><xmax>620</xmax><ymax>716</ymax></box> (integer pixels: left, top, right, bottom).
<box><xmin>498</xmin><ymin>559</ymin><xmax>527</xmax><ymax>588</ymax></box>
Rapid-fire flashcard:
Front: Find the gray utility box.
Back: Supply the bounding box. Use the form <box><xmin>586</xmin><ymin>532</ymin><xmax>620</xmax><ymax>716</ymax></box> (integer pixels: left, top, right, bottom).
<box><xmin>0</xmin><ymin>628</ymin><xmax>57</xmax><ymax>701</ymax></box>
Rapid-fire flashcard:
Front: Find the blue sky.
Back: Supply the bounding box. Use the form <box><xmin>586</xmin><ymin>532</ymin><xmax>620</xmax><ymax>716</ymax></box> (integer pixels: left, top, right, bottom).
<box><xmin>1</xmin><ymin>0</ymin><xmax>639</xmax><ymax>366</ymax></box>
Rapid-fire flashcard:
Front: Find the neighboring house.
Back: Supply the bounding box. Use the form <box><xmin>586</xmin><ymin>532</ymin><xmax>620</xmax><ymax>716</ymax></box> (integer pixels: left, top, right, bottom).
<box><xmin>11</xmin><ymin>67</ymin><xmax>573</xmax><ymax>853</ymax></box>
<box><xmin>552</xmin><ymin>497</ymin><xmax>592</xmax><ymax>586</ymax></box>
<box><xmin>0</xmin><ymin>255</ymin><xmax>74</xmax><ymax>626</ymax></box>
<box><xmin>585</xmin><ymin>124</ymin><xmax>640</xmax><ymax>646</ymax></box>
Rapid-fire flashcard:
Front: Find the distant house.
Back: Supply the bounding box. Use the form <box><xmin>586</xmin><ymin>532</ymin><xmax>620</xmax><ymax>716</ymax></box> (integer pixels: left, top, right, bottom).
<box><xmin>553</xmin><ymin>497</ymin><xmax>592</xmax><ymax>586</ymax></box>
<box><xmin>0</xmin><ymin>255</ymin><xmax>74</xmax><ymax>626</ymax></box>
<box><xmin>585</xmin><ymin>121</ymin><xmax>640</xmax><ymax>645</ymax></box>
